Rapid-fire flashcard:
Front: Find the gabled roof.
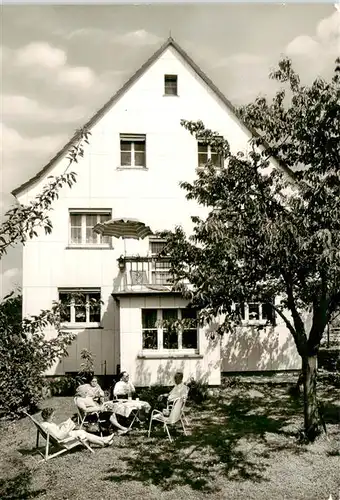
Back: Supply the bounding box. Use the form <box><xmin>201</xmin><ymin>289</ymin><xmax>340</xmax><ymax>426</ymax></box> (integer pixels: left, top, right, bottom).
<box><xmin>12</xmin><ymin>37</ymin><xmax>294</xmax><ymax>197</ymax></box>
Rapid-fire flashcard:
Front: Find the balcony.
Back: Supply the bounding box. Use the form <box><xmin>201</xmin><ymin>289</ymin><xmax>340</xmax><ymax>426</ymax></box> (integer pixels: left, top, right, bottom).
<box><xmin>114</xmin><ymin>255</ymin><xmax>173</xmax><ymax>293</ymax></box>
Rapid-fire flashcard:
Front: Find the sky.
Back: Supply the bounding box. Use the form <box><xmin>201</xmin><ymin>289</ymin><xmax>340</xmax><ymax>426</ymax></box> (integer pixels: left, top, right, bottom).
<box><xmin>1</xmin><ymin>3</ymin><xmax>339</xmax><ymax>299</ymax></box>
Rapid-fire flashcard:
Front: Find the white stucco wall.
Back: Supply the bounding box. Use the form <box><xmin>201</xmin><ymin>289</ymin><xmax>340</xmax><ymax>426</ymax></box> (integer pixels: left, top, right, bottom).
<box><xmin>118</xmin><ymin>295</ymin><xmax>221</xmax><ymax>386</ymax></box>
<box><xmin>16</xmin><ymin>44</ymin><xmax>298</xmax><ymax>380</ymax></box>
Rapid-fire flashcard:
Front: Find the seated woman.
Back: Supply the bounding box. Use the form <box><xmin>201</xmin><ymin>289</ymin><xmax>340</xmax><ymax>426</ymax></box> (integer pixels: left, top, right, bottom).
<box><xmin>75</xmin><ymin>391</ymin><xmax>130</xmax><ymax>435</ymax></box>
<box><xmin>40</xmin><ymin>407</ymin><xmax>114</xmax><ymax>447</ymax></box>
<box><xmin>76</xmin><ymin>377</ymin><xmax>105</xmax><ymax>404</ymax></box>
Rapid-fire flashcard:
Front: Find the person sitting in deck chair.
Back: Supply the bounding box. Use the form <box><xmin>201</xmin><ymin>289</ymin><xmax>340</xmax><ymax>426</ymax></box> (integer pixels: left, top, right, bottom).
<box><xmin>75</xmin><ymin>389</ymin><xmax>130</xmax><ymax>435</ymax></box>
<box><xmin>41</xmin><ymin>407</ymin><xmax>114</xmax><ymax>447</ymax></box>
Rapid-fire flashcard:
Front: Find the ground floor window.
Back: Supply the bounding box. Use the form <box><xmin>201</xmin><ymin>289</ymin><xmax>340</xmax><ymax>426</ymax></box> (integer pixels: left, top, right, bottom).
<box><xmin>141</xmin><ymin>308</ymin><xmax>198</xmax><ymax>350</ymax></box>
<box><xmin>235</xmin><ymin>300</ymin><xmax>276</xmax><ymax>325</ymax></box>
<box><xmin>58</xmin><ymin>288</ymin><xmax>102</xmax><ymax>326</ymax></box>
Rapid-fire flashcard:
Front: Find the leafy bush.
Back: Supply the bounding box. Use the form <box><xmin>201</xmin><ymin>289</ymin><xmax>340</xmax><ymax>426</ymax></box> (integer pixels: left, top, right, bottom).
<box><xmin>0</xmin><ymin>292</ymin><xmax>75</xmax><ymax>418</ymax></box>
<box><xmin>137</xmin><ymin>384</ymin><xmax>167</xmax><ymax>411</ymax></box>
<box><xmin>187</xmin><ymin>378</ymin><xmax>209</xmax><ymax>404</ymax></box>
<box><xmin>76</xmin><ymin>348</ymin><xmax>95</xmax><ymax>385</ymax></box>
<box><xmin>47</xmin><ymin>376</ymin><xmax>78</xmax><ymax>397</ymax></box>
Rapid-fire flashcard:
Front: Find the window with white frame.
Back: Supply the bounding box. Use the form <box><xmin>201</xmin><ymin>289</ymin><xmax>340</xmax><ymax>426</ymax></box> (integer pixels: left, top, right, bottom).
<box><xmin>120</xmin><ymin>134</ymin><xmax>146</xmax><ymax>168</ymax></box>
<box><xmin>149</xmin><ymin>239</ymin><xmax>167</xmax><ymax>256</ymax></box>
<box><xmin>149</xmin><ymin>239</ymin><xmax>172</xmax><ymax>285</ymax></box>
<box><xmin>69</xmin><ymin>210</ymin><xmax>111</xmax><ymax>246</ymax></box>
<box><xmin>141</xmin><ymin>308</ymin><xmax>198</xmax><ymax>350</ymax></box>
<box><xmin>164</xmin><ymin>75</ymin><xmax>178</xmax><ymax>95</ymax></box>
<box><xmin>235</xmin><ymin>301</ymin><xmax>276</xmax><ymax>325</ymax></box>
<box><xmin>59</xmin><ymin>289</ymin><xmax>102</xmax><ymax>326</ymax></box>
<box><xmin>197</xmin><ymin>141</ymin><xmax>223</xmax><ymax>169</ymax></box>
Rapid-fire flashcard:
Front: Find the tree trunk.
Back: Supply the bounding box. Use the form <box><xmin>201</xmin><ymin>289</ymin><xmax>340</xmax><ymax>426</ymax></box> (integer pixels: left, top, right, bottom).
<box><xmin>302</xmin><ymin>355</ymin><xmax>320</xmax><ymax>442</ymax></box>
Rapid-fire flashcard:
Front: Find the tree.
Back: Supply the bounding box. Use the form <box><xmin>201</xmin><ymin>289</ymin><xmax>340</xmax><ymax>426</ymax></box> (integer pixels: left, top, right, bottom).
<box><xmin>0</xmin><ymin>128</ymin><xmax>91</xmax><ymax>417</ymax></box>
<box><xmin>0</xmin><ymin>127</ymin><xmax>91</xmax><ymax>258</ymax></box>
<box><xmin>161</xmin><ymin>58</ymin><xmax>340</xmax><ymax>442</ymax></box>
<box><xmin>0</xmin><ymin>291</ymin><xmax>76</xmax><ymax>417</ymax></box>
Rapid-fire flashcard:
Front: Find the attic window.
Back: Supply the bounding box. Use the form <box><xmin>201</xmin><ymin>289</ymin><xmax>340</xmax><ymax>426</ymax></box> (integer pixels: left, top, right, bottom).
<box><xmin>164</xmin><ymin>75</ymin><xmax>178</xmax><ymax>96</ymax></box>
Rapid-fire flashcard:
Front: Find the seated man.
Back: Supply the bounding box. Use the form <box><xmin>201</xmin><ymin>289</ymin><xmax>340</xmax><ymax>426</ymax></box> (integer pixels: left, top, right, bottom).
<box><xmin>113</xmin><ymin>371</ymin><xmax>136</xmax><ymax>399</ymax></box>
<box><xmin>41</xmin><ymin>407</ymin><xmax>114</xmax><ymax>447</ymax></box>
<box><xmin>75</xmin><ymin>390</ymin><xmax>130</xmax><ymax>435</ymax></box>
<box><xmin>158</xmin><ymin>371</ymin><xmax>189</xmax><ymax>409</ymax></box>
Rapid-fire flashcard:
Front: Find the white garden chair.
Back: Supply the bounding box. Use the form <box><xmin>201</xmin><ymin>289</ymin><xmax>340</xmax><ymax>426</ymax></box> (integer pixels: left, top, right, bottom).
<box><xmin>148</xmin><ymin>397</ymin><xmax>187</xmax><ymax>443</ymax></box>
<box><xmin>74</xmin><ymin>398</ymin><xmax>105</xmax><ymax>437</ymax></box>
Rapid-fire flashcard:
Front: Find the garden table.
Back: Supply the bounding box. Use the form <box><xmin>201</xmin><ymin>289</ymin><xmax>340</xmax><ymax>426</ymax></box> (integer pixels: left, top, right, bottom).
<box><xmin>102</xmin><ymin>399</ymin><xmax>151</xmax><ymax>429</ymax></box>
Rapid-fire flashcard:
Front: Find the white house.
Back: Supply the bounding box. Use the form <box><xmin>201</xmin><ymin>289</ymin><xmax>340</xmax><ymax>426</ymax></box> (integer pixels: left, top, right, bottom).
<box><xmin>12</xmin><ymin>38</ymin><xmax>301</xmax><ymax>387</ymax></box>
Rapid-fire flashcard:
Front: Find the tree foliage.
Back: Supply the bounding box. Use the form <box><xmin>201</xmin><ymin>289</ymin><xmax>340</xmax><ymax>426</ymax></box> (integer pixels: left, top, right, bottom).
<box><xmin>162</xmin><ymin>57</ymin><xmax>340</xmax><ymax>352</ymax></box>
<box><xmin>0</xmin><ymin>291</ymin><xmax>76</xmax><ymax>417</ymax></box>
<box><xmin>161</xmin><ymin>58</ymin><xmax>340</xmax><ymax>440</ymax></box>
<box><xmin>0</xmin><ymin>128</ymin><xmax>91</xmax><ymax>258</ymax></box>
<box><xmin>0</xmin><ymin>128</ymin><xmax>91</xmax><ymax>417</ymax></box>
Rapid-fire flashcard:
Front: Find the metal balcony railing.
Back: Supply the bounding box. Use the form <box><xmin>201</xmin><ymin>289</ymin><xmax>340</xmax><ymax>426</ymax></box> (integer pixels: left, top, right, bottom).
<box><xmin>117</xmin><ymin>256</ymin><xmax>173</xmax><ymax>292</ymax></box>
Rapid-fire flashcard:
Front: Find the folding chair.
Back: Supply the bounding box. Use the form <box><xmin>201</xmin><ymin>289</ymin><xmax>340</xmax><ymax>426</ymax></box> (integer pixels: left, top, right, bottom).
<box><xmin>74</xmin><ymin>398</ymin><xmax>105</xmax><ymax>437</ymax></box>
<box><xmin>148</xmin><ymin>397</ymin><xmax>187</xmax><ymax>443</ymax></box>
<box><xmin>24</xmin><ymin>411</ymin><xmax>94</xmax><ymax>462</ymax></box>
<box><xmin>166</xmin><ymin>387</ymin><xmax>190</xmax><ymax>426</ymax></box>
<box><xmin>181</xmin><ymin>386</ymin><xmax>190</xmax><ymax>426</ymax></box>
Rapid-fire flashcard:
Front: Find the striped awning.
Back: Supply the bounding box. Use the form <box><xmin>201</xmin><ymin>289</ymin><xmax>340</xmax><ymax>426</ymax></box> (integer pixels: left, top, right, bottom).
<box><xmin>93</xmin><ymin>218</ymin><xmax>153</xmax><ymax>240</ymax></box>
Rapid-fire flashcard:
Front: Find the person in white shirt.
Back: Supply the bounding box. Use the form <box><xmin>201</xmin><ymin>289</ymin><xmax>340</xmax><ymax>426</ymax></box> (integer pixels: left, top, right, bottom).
<box><xmin>113</xmin><ymin>371</ymin><xmax>136</xmax><ymax>399</ymax></box>
<box><xmin>40</xmin><ymin>407</ymin><xmax>114</xmax><ymax>447</ymax></box>
<box><xmin>158</xmin><ymin>371</ymin><xmax>189</xmax><ymax>403</ymax></box>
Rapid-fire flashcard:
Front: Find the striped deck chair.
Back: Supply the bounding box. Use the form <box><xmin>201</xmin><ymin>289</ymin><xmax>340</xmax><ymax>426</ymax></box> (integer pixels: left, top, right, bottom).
<box><xmin>24</xmin><ymin>411</ymin><xmax>94</xmax><ymax>462</ymax></box>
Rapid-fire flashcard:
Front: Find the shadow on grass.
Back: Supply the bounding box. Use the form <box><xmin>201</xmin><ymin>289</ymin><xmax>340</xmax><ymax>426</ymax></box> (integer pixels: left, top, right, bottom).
<box><xmin>0</xmin><ymin>469</ymin><xmax>46</xmax><ymax>500</ymax></box>
<box><xmin>104</xmin><ymin>385</ymin><xmax>321</xmax><ymax>492</ymax></box>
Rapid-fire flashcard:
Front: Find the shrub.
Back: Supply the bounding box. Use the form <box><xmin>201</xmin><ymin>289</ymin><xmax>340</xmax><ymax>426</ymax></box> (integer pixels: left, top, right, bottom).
<box><xmin>0</xmin><ymin>292</ymin><xmax>75</xmax><ymax>418</ymax></box>
<box><xmin>76</xmin><ymin>348</ymin><xmax>95</xmax><ymax>385</ymax></box>
<box><xmin>137</xmin><ymin>384</ymin><xmax>167</xmax><ymax>411</ymax></box>
<box><xmin>47</xmin><ymin>376</ymin><xmax>78</xmax><ymax>397</ymax></box>
<box><xmin>187</xmin><ymin>378</ymin><xmax>209</xmax><ymax>404</ymax></box>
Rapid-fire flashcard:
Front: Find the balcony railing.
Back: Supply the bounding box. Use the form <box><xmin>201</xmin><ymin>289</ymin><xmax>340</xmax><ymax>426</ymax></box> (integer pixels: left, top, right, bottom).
<box><xmin>116</xmin><ymin>256</ymin><xmax>173</xmax><ymax>292</ymax></box>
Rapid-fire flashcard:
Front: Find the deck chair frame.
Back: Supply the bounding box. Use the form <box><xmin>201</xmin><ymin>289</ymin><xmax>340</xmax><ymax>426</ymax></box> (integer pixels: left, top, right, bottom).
<box><xmin>148</xmin><ymin>397</ymin><xmax>187</xmax><ymax>443</ymax></box>
<box><xmin>24</xmin><ymin>411</ymin><xmax>94</xmax><ymax>462</ymax></box>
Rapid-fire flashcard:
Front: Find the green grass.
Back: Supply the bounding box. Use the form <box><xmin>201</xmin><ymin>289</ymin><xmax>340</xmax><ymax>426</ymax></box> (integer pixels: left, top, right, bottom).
<box><xmin>0</xmin><ymin>375</ymin><xmax>339</xmax><ymax>500</ymax></box>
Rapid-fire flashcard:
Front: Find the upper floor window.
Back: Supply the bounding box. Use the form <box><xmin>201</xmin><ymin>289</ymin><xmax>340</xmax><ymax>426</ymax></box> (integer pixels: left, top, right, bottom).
<box><xmin>59</xmin><ymin>288</ymin><xmax>102</xmax><ymax>326</ymax></box>
<box><xmin>149</xmin><ymin>238</ymin><xmax>167</xmax><ymax>256</ymax></box>
<box><xmin>164</xmin><ymin>75</ymin><xmax>178</xmax><ymax>95</ymax></box>
<box><xmin>198</xmin><ymin>141</ymin><xmax>223</xmax><ymax>169</ymax></box>
<box><xmin>149</xmin><ymin>238</ymin><xmax>171</xmax><ymax>285</ymax></box>
<box><xmin>141</xmin><ymin>308</ymin><xmax>198</xmax><ymax>350</ymax></box>
<box><xmin>235</xmin><ymin>301</ymin><xmax>276</xmax><ymax>325</ymax></box>
<box><xmin>69</xmin><ymin>210</ymin><xmax>111</xmax><ymax>246</ymax></box>
<box><xmin>120</xmin><ymin>134</ymin><xmax>146</xmax><ymax>168</ymax></box>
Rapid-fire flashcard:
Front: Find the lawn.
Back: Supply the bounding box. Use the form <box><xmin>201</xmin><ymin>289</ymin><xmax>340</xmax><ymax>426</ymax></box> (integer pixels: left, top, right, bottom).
<box><xmin>0</xmin><ymin>374</ymin><xmax>339</xmax><ymax>500</ymax></box>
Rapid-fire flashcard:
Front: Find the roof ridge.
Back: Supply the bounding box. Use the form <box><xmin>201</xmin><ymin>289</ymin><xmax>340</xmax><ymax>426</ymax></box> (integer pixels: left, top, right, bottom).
<box><xmin>12</xmin><ymin>37</ymin><xmax>293</xmax><ymax>196</ymax></box>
